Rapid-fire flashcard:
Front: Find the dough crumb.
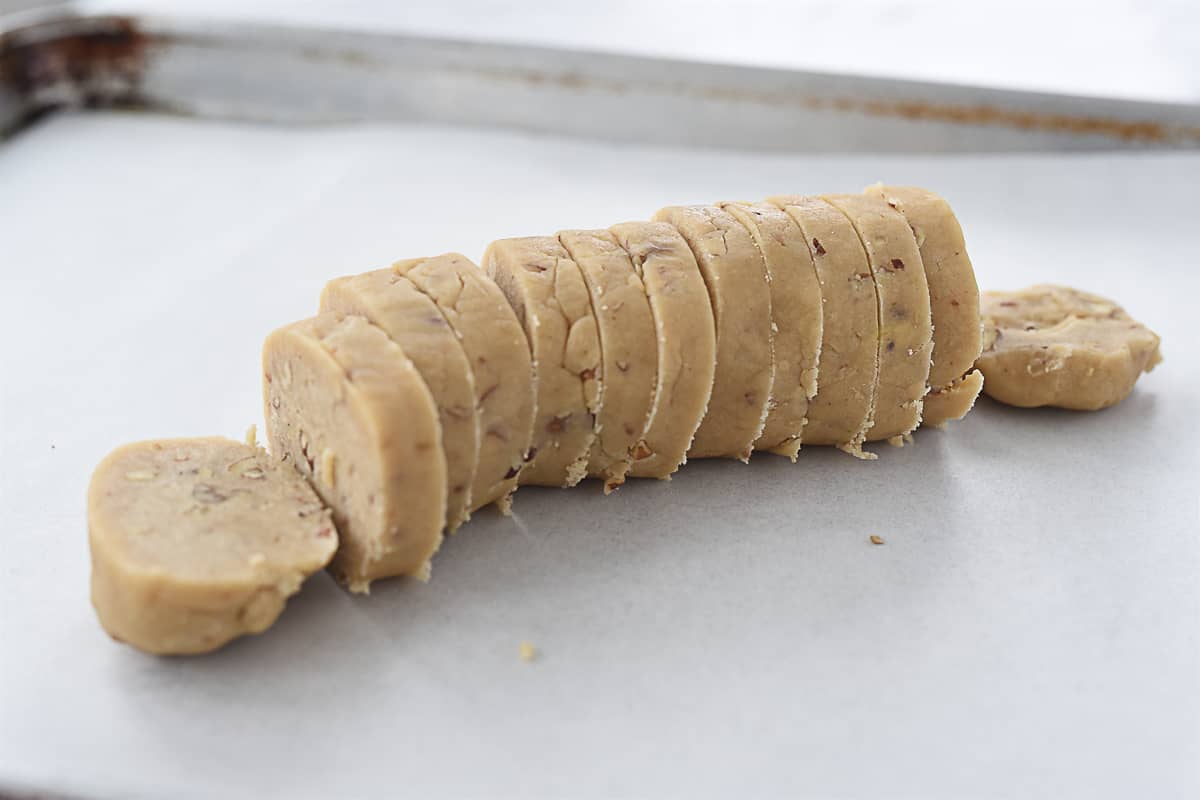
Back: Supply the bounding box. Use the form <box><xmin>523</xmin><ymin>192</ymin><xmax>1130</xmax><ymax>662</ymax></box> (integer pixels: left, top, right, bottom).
<box><xmin>244</xmin><ymin>424</ymin><xmax>257</xmax><ymax>448</ymax></box>
<box><xmin>869</xmin><ymin>535</ymin><xmax>885</xmax><ymax>545</ymax></box>
<box><xmin>519</xmin><ymin>641</ymin><xmax>538</xmax><ymax>662</ymax></box>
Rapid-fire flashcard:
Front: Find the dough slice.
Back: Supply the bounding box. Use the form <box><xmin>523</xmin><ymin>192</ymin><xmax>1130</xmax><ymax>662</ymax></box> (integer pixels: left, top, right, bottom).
<box><xmin>720</xmin><ymin>201</ymin><xmax>823</xmax><ymax>459</ymax></box>
<box><xmin>321</xmin><ymin>269</ymin><xmax>479</xmax><ymax>531</ymax></box>
<box><xmin>263</xmin><ymin>313</ymin><xmax>446</xmax><ymax>592</ymax></box>
<box><xmin>864</xmin><ymin>185</ymin><xmax>983</xmax><ymax>425</ymax></box>
<box><xmin>609</xmin><ymin>221</ymin><xmax>716</xmax><ymax>478</ymax></box>
<box><xmin>483</xmin><ymin>237</ymin><xmax>601</xmax><ymax>487</ymax></box>
<box><xmin>88</xmin><ymin>437</ymin><xmax>336</xmax><ymax>655</ymax></box>
<box><xmin>652</xmin><ymin>205</ymin><xmax>774</xmax><ymax>462</ymax></box>
<box><xmin>393</xmin><ymin>253</ymin><xmax>534</xmax><ymax>513</ymax></box>
<box><xmin>558</xmin><ymin>229</ymin><xmax>657</xmax><ymax>492</ymax></box>
<box><xmin>768</xmin><ymin>195</ymin><xmax>878</xmax><ymax>458</ymax></box>
<box><xmin>977</xmin><ymin>284</ymin><xmax>1162</xmax><ymax>410</ymax></box>
<box><xmin>920</xmin><ymin>369</ymin><xmax>984</xmax><ymax>426</ymax></box>
<box><xmin>824</xmin><ymin>193</ymin><xmax>934</xmax><ymax>443</ymax></box>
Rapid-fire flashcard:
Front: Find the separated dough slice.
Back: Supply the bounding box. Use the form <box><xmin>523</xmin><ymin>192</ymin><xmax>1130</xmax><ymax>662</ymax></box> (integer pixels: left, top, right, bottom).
<box><xmin>264</xmin><ymin>313</ymin><xmax>446</xmax><ymax>592</ymax></box>
<box><xmin>824</xmin><ymin>193</ymin><xmax>933</xmax><ymax>443</ymax></box>
<box><xmin>920</xmin><ymin>369</ymin><xmax>984</xmax><ymax>426</ymax></box>
<box><xmin>769</xmin><ymin>195</ymin><xmax>878</xmax><ymax>458</ymax></box>
<box><xmin>321</xmin><ymin>269</ymin><xmax>478</xmax><ymax>532</ymax></box>
<box><xmin>88</xmin><ymin>437</ymin><xmax>337</xmax><ymax>655</ymax></box>
<box><xmin>720</xmin><ymin>200</ymin><xmax>823</xmax><ymax>459</ymax></box>
<box><xmin>483</xmin><ymin>237</ymin><xmax>601</xmax><ymax>487</ymax></box>
<box><xmin>609</xmin><ymin>221</ymin><xmax>716</xmax><ymax>478</ymax></box>
<box><xmin>977</xmin><ymin>284</ymin><xmax>1162</xmax><ymax>410</ymax></box>
<box><xmin>864</xmin><ymin>185</ymin><xmax>983</xmax><ymax>425</ymax></box>
<box><xmin>558</xmin><ymin>229</ymin><xmax>657</xmax><ymax>492</ymax></box>
<box><xmin>652</xmin><ymin>205</ymin><xmax>774</xmax><ymax>462</ymax></box>
<box><xmin>394</xmin><ymin>253</ymin><xmax>534</xmax><ymax>513</ymax></box>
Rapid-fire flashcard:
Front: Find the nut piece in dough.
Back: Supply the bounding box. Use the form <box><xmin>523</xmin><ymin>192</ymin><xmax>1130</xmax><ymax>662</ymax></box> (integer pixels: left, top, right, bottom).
<box><xmin>394</xmin><ymin>254</ymin><xmax>534</xmax><ymax>513</ymax></box>
<box><xmin>559</xmin><ymin>229</ymin><xmax>657</xmax><ymax>492</ymax></box>
<box><xmin>88</xmin><ymin>437</ymin><xmax>336</xmax><ymax>655</ymax></box>
<box><xmin>720</xmin><ymin>200</ymin><xmax>823</xmax><ymax>459</ymax></box>
<box><xmin>484</xmin><ymin>237</ymin><xmax>601</xmax><ymax>487</ymax></box>
<box><xmin>264</xmin><ymin>313</ymin><xmax>447</xmax><ymax>592</ymax></box>
<box><xmin>769</xmin><ymin>195</ymin><xmax>878</xmax><ymax>458</ymax></box>
<box><xmin>824</xmin><ymin>193</ymin><xmax>933</xmax><ymax>443</ymax></box>
<box><xmin>609</xmin><ymin>221</ymin><xmax>716</xmax><ymax>478</ymax></box>
<box><xmin>322</xmin><ymin>268</ymin><xmax>480</xmax><ymax>531</ymax></box>
<box><xmin>977</xmin><ymin>285</ymin><xmax>1162</xmax><ymax>410</ymax></box>
<box><xmin>865</xmin><ymin>184</ymin><xmax>983</xmax><ymax>425</ymax></box>
<box><xmin>653</xmin><ymin>205</ymin><xmax>774</xmax><ymax>462</ymax></box>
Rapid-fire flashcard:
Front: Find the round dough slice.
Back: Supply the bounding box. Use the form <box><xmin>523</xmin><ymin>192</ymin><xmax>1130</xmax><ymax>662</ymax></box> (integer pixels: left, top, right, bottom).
<box><xmin>977</xmin><ymin>284</ymin><xmax>1162</xmax><ymax>410</ymax></box>
<box><xmin>720</xmin><ymin>200</ymin><xmax>823</xmax><ymax>460</ymax></box>
<box><xmin>263</xmin><ymin>313</ymin><xmax>446</xmax><ymax>593</ymax></box>
<box><xmin>769</xmin><ymin>195</ymin><xmax>878</xmax><ymax>459</ymax></box>
<box><xmin>483</xmin><ymin>237</ymin><xmax>601</xmax><ymax>487</ymax></box>
<box><xmin>558</xmin><ymin>229</ymin><xmax>657</xmax><ymax>493</ymax></box>
<box><xmin>609</xmin><ymin>221</ymin><xmax>716</xmax><ymax>479</ymax></box>
<box><xmin>88</xmin><ymin>437</ymin><xmax>337</xmax><ymax>655</ymax></box>
<box><xmin>864</xmin><ymin>184</ymin><xmax>983</xmax><ymax>426</ymax></box>
<box><xmin>824</xmin><ymin>193</ymin><xmax>934</xmax><ymax>443</ymax></box>
<box><xmin>393</xmin><ymin>253</ymin><xmax>534</xmax><ymax>514</ymax></box>
<box><xmin>321</xmin><ymin>269</ymin><xmax>479</xmax><ymax>532</ymax></box>
<box><xmin>652</xmin><ymin>205</ymin><xmax>774</xmax><ymax>462</ymax></box>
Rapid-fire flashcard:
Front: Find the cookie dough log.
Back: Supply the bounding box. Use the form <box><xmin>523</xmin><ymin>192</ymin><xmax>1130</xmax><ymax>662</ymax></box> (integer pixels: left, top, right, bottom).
<box><xmin>864</xmin><ymin>185</ymin><xmax>983</xmax><ymax>425</ymax></box>
<box><xmin>88</xmin><ymin>437</ymin><xmax>337</xmax><ymax>655</ymax></box>
<box><xmin>558</xmin><ymin>229</ymin><xmax>657</xmax><ymax>492</ymax></box>
<box><xmin>394</xmin><ymin>254</ymin><xmax>534</xmax><ymax>513</ymax></box>
<box><xmin>720</xmin><ymin>201</ymin><xmax>823</xmax><ymax>459</ymax></box>
<box><xmin>769</xmin><ymin>195</ymin><xmax>878</xmax><ymax>459</ymax></box>
<box><xmin>652</xmin><ymin>205</ymin><xmax>774</xmax><ymax>462</ymax></box>
<box><xmin>321</xmin><ymin>269</ymin><xmax>478</xmax><ymax>532</ymax></box>
<box><xmin>977</xmin><ymin>285</ymin><xmax>1162</xmax><ymax>410</ymax></box>
<box><xmin>609</xmin><ymin>221</ymin><xmax>717</xmax><ymax>478</ymax></box>
<box><xmin>264</xmin><ymin>314</ymin><xmax>447</xmax><ymax>592</ymax></box>
<box><xmin>484</xmin><ymin>237</ymin><xmax>601</xmax><ymax>487</ymax></box>
<box><xmin>824</xmin><ymin>193</ymin><xmax>933</xmax><ymax>444</ymax></box>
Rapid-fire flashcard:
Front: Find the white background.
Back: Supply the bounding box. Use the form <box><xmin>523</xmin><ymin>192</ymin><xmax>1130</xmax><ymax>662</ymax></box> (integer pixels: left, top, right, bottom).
<box><xmin>0</xmin><ymin>112</ymin><xmax>1197</xmax><ymax>799</ymax></box>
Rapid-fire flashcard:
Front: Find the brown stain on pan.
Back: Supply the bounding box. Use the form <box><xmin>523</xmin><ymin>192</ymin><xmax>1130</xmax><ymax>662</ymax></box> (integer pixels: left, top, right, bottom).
<box><xmin>480</xmin><ymin>66</ymin><xmax>1200</xmax><ymax>145</ymax></box>
<box><xmin>0</xmin><ymin>17</ymin><xmax>149</xmax><ymax>107</ymax></box>
<box><xmin>853</xmin><ymin>97</ymin><xmax>1197</xmax><ymax>144</ymax></box>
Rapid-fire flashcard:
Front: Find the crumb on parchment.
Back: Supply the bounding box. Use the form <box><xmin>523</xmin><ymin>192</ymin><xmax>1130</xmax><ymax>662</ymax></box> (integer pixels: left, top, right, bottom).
<box><xmin>245</xmin><ymin>424</ymin><xmax>257</xmax><ymax>448</ymax></box>
<box><xmin>519</xmin><ymin>641</ymin><xmax>537</xmax><ymax>662</ymax></box>
<box><xmin>870</xmin><ymin>535</ymin><xmax>885</xmax><ymax>545</ymax></box>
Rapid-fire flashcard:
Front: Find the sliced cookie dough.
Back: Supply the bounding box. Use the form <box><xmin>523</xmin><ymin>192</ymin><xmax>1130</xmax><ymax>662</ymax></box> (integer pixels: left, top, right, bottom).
<box><xmin>824</xmin><ymin>193</ymin><xmax>933</xmax><ymax>443</ymax></box>
<box><xmin>88</xmin><ymin>437</ymin><xmax>336</xmax><ymax>655</ymax></box>
<box><xmin>483</xmin><ymin>237</ymin><xmax>601</xmax><ymax>487</ymax></box>
<box><xmin>264</xmin><ymin>313</ymin><xmax>446</xmax><ymax>592</ymax></box>
<box><xmin>977</xmin><ymin>285</ymin><xmax>1162</xmax><ymax>410</ymax></box>
<box><xmin>558</xmin><ymin>229</ymin><xmax>657</xmax><ymax>492</ymax></box>
<box><xmin>920</xmin><ymin>369</ymin><xmax>984</xmax><ymax>426</ymax></box>
<box><xmin>394</xmin><ymin>253</ymin><xmax>534</xmax><ymax>513</ymax></box>
<box><xmin>769</xmin><ymin>195</ymin><xmax>878</xmax><ymax>458</ymax></box>
<box><xmin>720</xmin><ymin>200</ymin><xmax>823</xmax><ymax>459</ymax></box>
<box><xmin>652</xmin><ymin>205</ymin><xmax>774</xmax><ymax>462</ymax></box>
<box><xmin>321</xmin><ymin>269</ymin><xmax>479</xmax><ymax>532</ymax></box>
<box><xmin>864</xmin><ymin>184</ymin><xmax>983</xmax><ymax>426</ymax></box>
<box><xmin>609</xmin><ymin>221</ymin><xmax>716</xmax><ymax>478</ymax></box>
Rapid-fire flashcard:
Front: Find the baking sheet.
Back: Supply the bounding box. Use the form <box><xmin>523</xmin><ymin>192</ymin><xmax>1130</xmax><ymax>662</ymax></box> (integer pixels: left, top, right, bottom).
<box><xmin>6</xmin><ymin>10</ymin><xmax>1200</xmax><ymax>151</ymax></box>
<box><xmin>0</xmin><ymin>111</ymin><xmax>1197</xmax><ymax>799</ymax></box>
